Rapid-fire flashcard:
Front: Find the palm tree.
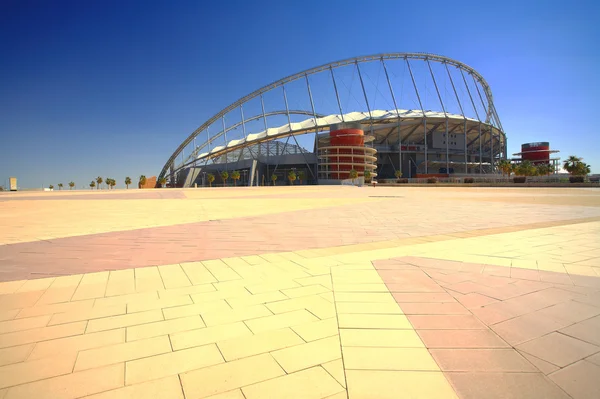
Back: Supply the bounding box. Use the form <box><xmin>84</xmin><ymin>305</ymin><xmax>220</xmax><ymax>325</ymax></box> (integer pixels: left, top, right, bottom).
<box><xmin>58</xmin><ymin>183</ymin><xmax>63</xmax><ymax>190</ymax></box>
<box><xmin>497</xmin><ymin>160</ymin><xmax>512</xmax><ymax>178</ymax></box>
<box><xmin>220</xmin><ymin>171</ymin><xmax>229</xmax><ymax>187</ymax></box>
<box><xmin>125</xmin><ymin>177</ymin><xmax>131</xmax><ymax>189</ymax></box>
<box><xmin>563</xmin><ymin>155</ymin><xmax>583</xmax><ymax>174</ymax></box>
<box><xmin>364</xmin><ymin>170</ymin><xmax>372</xmax><ymax>183</ymax></box>
<box><xmin>96</xmin><ymin>176</ymin><xmax>103</xmax><ymax>190</ymax></box>
<box><xmin>158</xmin><ymin>177</ymin><xmax>167</xmax><ymax>188</ymax></box>
<box><xmin>297</xmin><ymin>170</ymin><xmax>305</xmax><ymax>184</ymax></box>
<box><xmin>271</xmin><ymin>174</ymin><xmax>277</xmax><ymax>186</ymax></box>
<box><xmin>139</xmin><ymin>175</ymin><xmax>147</xmax><ymax>189</ymax></box>
<box><xmin>349</xmin><ymin>169</ymin><xmax>358</xmax><ymax>185</ymax></box>
<box><xmin>110</xmin><ymin>179</ymin><xmax>116</xmax><ymax>189</ymax></box>
<box><xmin>68</xmin><ymin>181</ymin><xmax>75</xmax><ymax>190</ymax></box>
<box><xmin>207</xmin><ymin>173</ymin><xmax>215</xmax><ymax>187</ymax></box>
<box><xmin>49</xmin><ymin>184</ymin><xmax>54</xmax><ymax>190</ymax></box>
<box><xmin>536</xmin><ymin>163</ymin><xmax>553</xmax><ymax>176</ymax></box>
<box><xmin>105</xmin><ymin>178</ymin><xmax>111</xmax><ymax>189</ymax></box>
<box><xmin>394</xmin><ymin>170</ymin><xmax>402</xmax><ymax>182</ymax></box>
<box><xmin>90</xmin><ymin>181</ymin><xmax>96</xmax><ymax>189</ymax></box>
<box><xmin>231</xmin><ymin>170</ymin><xmax>240</xmax><ymax>186</ymax></box>
<box><xmin>288</xmin><ymin>170</ymin><xmax>297</xmax><ymax>185</ymax></box>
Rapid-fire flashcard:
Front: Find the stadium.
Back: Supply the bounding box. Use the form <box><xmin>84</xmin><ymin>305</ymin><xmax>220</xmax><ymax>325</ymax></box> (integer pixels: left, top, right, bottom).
<box><xmin>158</xmin><ymin>53</ymin><xmax>506</xmax><ymax>187</ymax></box>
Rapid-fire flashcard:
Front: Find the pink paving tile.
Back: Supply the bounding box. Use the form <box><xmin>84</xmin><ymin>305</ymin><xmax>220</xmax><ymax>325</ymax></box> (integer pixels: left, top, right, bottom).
<box><xmin>406</xmin><ymin>315</ymin><xmax>487</xmax><ymax>330</ymax></box>
<box><xmin>491</xmin><ymin>312</ymin><xmax>573</xmax><ymax>346</ymax></box>
<box><xmin>559</xmin><ymin>315</ymin><xmax>600</xmax><ymax>346</ymax></box>
<box><xmin>516</xmin><ymin>332</ymin><xmax>600</xmax><ymax>367</ymax></box>
<box><xmin>398</xmin><ymin>303</ymin><xmax>471</xmax><ymax>315</ymax></box>
<box><xmin>548</xmin><ymin>360</ymin><xmax>600</xmax><ymax>399</ymax></box>
<box><xmin>430</xmin><ymin>349</ymin><xmax>538</xmax><ymax>372</ymax></box>
<box><xmin>391</xmin><ymin>292</ymin><xmax>457</xmax><ymax>303</ymax></box>
<box><xmin>446</xmin><ymin>372</ymin><xmax>569</xmax><ymax>399</ymax></box>
<box><xmin>456</xmin><ymin>293</ymin><xmax>499</xmax><ymax>309</ymax></box>
<box><xmin>417</xmin><ymin>330</ymin><xmax>510</xmax><ymax>349</ymax></box>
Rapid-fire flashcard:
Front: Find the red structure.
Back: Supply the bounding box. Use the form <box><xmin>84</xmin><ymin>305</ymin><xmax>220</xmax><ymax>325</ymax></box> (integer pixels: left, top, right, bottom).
<box><xmin>318</xmin><ymin>122</ymin><xmax>377</xmax><ymax>180</ymax></box>
<box><xmin>513</xmin><ymin>142</ymin><xmax>560</xmax><ymax>166</ymax></box>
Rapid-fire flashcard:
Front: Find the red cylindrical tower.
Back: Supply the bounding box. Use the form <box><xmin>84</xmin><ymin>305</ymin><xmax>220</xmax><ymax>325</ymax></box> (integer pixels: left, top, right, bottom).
<box><xmin>521</xmin><ymin>142</ymin><xmax>551</xmax><ymax>164</ymax></box>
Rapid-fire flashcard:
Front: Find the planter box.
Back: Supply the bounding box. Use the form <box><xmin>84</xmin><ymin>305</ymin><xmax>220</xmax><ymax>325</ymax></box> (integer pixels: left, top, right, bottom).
<box><xmin>513</xmin><ymin>177</ymin><xmax>527</xmax><ymax>183</ymax></box>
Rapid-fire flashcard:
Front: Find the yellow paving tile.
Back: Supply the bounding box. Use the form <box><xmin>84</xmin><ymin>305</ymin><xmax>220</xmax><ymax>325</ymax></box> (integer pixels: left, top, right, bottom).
<box><xmin>334</xmin><ymin>283</ymin><xmax>390</xmax><ymax>292</ymax></box>
<box><xmin>295</xmin><ymin>275</ymin><xmax>334</xmax><ymax>290</ymax></box>
<box><xmin>239</xmin><ymin>255</ymin><xmax>266</xmax><ymax>266</ymax></box>
<box><xmin>3</xmin><ymin>363</ymin><xmax>124</xmax><ymax>399</ymax></box>
<box><xmin>85</xmin><ymin>376</ymin><xmax>184</xmax><ymax>399</ymax></box>
<box><xmin>127</xmin><ymin>295</ymin><xmax>192</xmax><ymax>313</ymax></box>
<box><xmin>0</xmin><ymin>281</ymin><xmax>25</xmax><ymax>296</ymax></box>
<box><xmin>48</xmin><ymin>304</ymin><xmax>126</xmax><ymax>326</ymax></box>
<box><xmin>343</xmin><ymin>347</ymin><xmax>439</xmax><ymax>370</ymax></box>
<box><xmin>94</xmin><ymin>291</ymin><xmax>158</xmax><ymax>308</ymax></box>
<box><xmin>334</xmin><ymin>292</ymin><xmax>396</xmax><ymax>303</ymax></box>
<box><xmin>190</xmin><ymin>288</ymin><xmax>251</xmax><ymax>304</ymax></box>
<box><xmin>322</xmin><ymin>359</ymin><xmax>346</xmax><ymax>388</ymax></box>
<box><xmin>74</xmin><ymin>335</ymin><xmax>171</xmax><ymax>371</ymax></box>
<box><xmin>291</xmin><ymin>318</ymin><xmax>339</xmax><ymax>342</ymax></box>
<box><xmin>0</xmin><ymin>345</ymin><xmax>34</xmax><ymax>367</ymax></box>
<box><xmin>28</xmin><ymin>328</ymin><xmax>125</xmax><ymax>360</ymax></box>
<box><xmin>163</xmin><ymin>300</ymin><xmax>231</xmax><ymax>320</ymax></box>
<box><xmin>346</xmin><ymin>370</ymin><xmax>458</xmax><ymax>399</ymax></box>
<box><xmin>35</xmin><ymin>275</ymin><xmax>82</xmax><ymax>305</ymax></box>
<box><xmin>245</xmin><ymin>309</ymin><xmax>318</xmax><ymax>334</ymax></box>
<box><xmin>340</xmin><ymin>329</ymin><xmax>424</xmax><ymax>348</ymax></box>
<box><xmin>336</xmin><ymin>302</ymin><xmax>403</xmax><ymax>314</ymax></box>
<box><xmin>242</xmin><ymin>366</ymin><xmax>345</xmax><ymax>399</ymax></box>
<box><xmin>323</xmin><ymin>391</ymin><xmax>347</xmax><ymax>399</ymax></box>
<box><xmin>180</xmin><ymin>353</ymin><xmax>285</xmax><ymax>398</ymax></box>
<box><xmin>71</xmin><ymin>271</ymin><xmax>109</xmax><ymax>301</ymax></box>
<box><xmin>180</xmin><ymin>262</ymin><xmax>218</xmax><ymax>285</ymax></box>
<box><xmin>210</xmin><ymin>267</ymin><xmax>242</xmax><ymax>282</ymax></box>
<box><xmin>15</xmin><ymin>278</ymin><xmax>54</xmax><ymax>293</ymax></box>
<box><xmin>0</xmin><ymin>310</ymin><xmax>19</xmax><ymax>323</ymax></box>
<box><xmin>337</xmin><ymin>314</ymin><xmax>412</xmax><ymax>329</ymax></box>
<box><xmin>226</xmin><ymin>291</ymin><xmax>287</xmax><ymax>308</ymax></box>
<box><xmin>16</xmin><ymin>299</ymin><xmax>93</xmax><ymax>319</ymax></box>
<box><xmin>170</xmin><ymin>322</ymin><xmax>252</xmax><ymax>351</ymax></box>
<box><xmin>266</xmin><ymin>296</ymin><xmax>331</xmax><ymax>315</ymax></box>
<box><xmin>134</xmin><ymin>267</ymin><xmax>165</xmax><ymax>292</ymax></box>
<box><xmin>204</xmin><ymin>390</ymin><xmax>245</xmax><ymax>399</ymax></box>
<box><xmin>86</xmin><ymin>309</ymin><xmax>163</xmax><ymax>333</ymax></box>
<box><xmin>158</xmin><ymin>264</ymin><xmax>192</xmax><ymax>289</ymax></box>
<box><xmin>246</xmin><ymin>280</ymin><xmax>301</xmax><ymax>294</ymax></box>
<box><xmin>105</xmin><ymin>269</ymin><xmax>136</xmax><ymax>297</ymax></box>
<box><xmin>218</xmin><ymin>328</ymin><xmax>304</xmax><ymax>361</ymax></box>
<box><xmin>0</xmin><ymin>353</ymin><xmax>76</xmax><ymax>389</ymax></box>
<box><xmin>201</xmin><ymin>305</ymin><xmax>272</xmax><ymax>327</ymax></box>
<box><xmin>158</xmin><ymin>284</ymin><xmax>216</xmax><ymax>299</ymax></box>
<box><xmin>0</xmin><ymin>315</ymin><xmax>50</xmax><ymax>334</ymax></box>
<box><xmin>282</xmin><ymin>285</ymin><xmax>330</xmax><ymax>298</ymax></box>
<box><xmin>271</xmin><ymin>336</ymin><xmax>342</xmax><ymax>373</ymax></box>
<box><xmin>126</xmin><ymin>343</ymin><xmax>224</xmax><ymax>385</ymax></box>
<box><xmin>127</xmin><ymin>315</ymin><xmax>205</xmax><ymax>341</ymax></box>
<box><xmin>0</xmin><ymin>321</ymin><xmax>86</xmax><ymax>349</ymax></box>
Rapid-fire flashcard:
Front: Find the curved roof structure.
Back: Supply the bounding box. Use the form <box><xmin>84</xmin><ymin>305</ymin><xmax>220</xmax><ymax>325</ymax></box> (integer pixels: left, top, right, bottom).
<box><xmin>159</xmin><ymin>53</ymin><xmax>505</xmax><ymax>181</ymax></box>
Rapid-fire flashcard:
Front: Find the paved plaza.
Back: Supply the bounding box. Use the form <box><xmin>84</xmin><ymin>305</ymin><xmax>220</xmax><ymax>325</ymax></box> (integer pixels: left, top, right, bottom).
<box><xmin>1</xmin><ymin>186</ymin><xmax>600</xmax><ymax>398</ymax></box>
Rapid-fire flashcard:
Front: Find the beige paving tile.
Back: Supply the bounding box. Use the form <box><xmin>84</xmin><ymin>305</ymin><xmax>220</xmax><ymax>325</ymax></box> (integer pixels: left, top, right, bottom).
<box><xmin>180</xmin><ymin>353</ymin><xmax>285</xmax><ymax>398</ymax></box>
<box><xmin>336</xmin><ymin>301</ymin><xmax>403</xmax><ymax>314</ymax></box>
<box><xmin>417</xmin><ymin>329</ymin><xmax>510</xmax><ymax>349</ymax></box>
<box><xmin>340</xmin><ymin>328</ymin><xmax>424</xmax><ymax>348</ymax></box>
<box><xmin>333</xmin><ymin>283</ymin><xmax>390</xmax><ymax>292</ymax></box>
<box><xmin>158</xmin><ymin>284</ymin><xmax>216</xmax><ymax>299</ymax></box>
<box><xmin>218</xmin><ymin>328</ymin><xmax>304</xmax><ymax>361</ymax></box>
<box><xmin>203</xmin><ymin>390</ymin><xmax>245</xmax><ymax>399</ymax></box>
<box><xmin>163</xmin><ymin>300</ymin><xmax>231</xmax><ymax>320</ymax></box>
<box><xmin>337</xmin><ymin>314</ymin><xmax>412</xmax><ymax>329</ymax></box>
<box><xmin>226</xmin><ymin>291</ymin><xmax>287</xmax><ymax>308</ymax></box>
<box><xmin>343</xmin><ymin>346</ymin><xmax>439</xmax><ymax>370</ymax></box>
<box><xmin>85</xmin><ymin>375</ymin><xmax>184</xmax><ymax>398</ymax></box>
<box><xmin>170</xmin><ymin>322</ymin><xmax>252</xmax><ymax>351</ymax></box>
<box><xmin>71</xmin><ymin>271</ymin><xmax>110</xmax><ymax>301</ymax></box>
<box><xmin>335</xmin><ymin>292</ymin><xmax>396</xmax><ymax>303</ymax></box>
<box><xmin>0</xmin><ymin>321</ymin><xmax>86</xmax><ymax>348</ymax></box>
<box><xmin>4</xmin><ymin>363</ymin><xmax>124</xmax><ymax>399</ymax></box>
<box><xmin>158</xmin><ymin>264</ymin><xmax>192</xmax><ymax>289</ymax></box>
<box><xmin>190</xmin><ymin>288</ymin><xmax>251</xmax><ymax>304</ymax></box>
<box><xmin>49</xmin><ymin>304</ymin><xmax>126</xmax><ymax>326</ymax></box>
<box><xmin>86</xmin><ymin>309</ymin><xmax>164</xmax><ymax>333</ymax></box>
<box><xmin>323</xmin><ymin>392</ymin><xmax>347</xmax><ymax>399</ymax></box>
<box><xmin>126</xmin><ymin>344</ymin><xmax>224</xmax><ymax>385</ymax></box>
<box><xmin>127</xmin><ymin>315</ymin><xmax>204</xmax><ymax>341</ymax></box>
<box><xmin>16</xmin><ymin>299</ymin><xmax>93</xmax><ymax>319</ymax></box>
<box><xmin>245</xmin><ymin>309</ymin><xmax>318</xmax><ymax>333</ymax></box>
<box><xmin>0</xmin><ymin>315</ymin><xmax>50</xmax><ymax>334</ymax></box>
<box><xmin>291</xmin><ymin>318</ymin><xmax>338</xmax><ymax>341</ymax></box>
<box><xmin>271</xmin><ymin>336</ymin><xmax>341</xmax><ymax>373</ymax></box>
<box><xmin>242</xmin><ymin>366</ymin><xmax>344</xmax><ymax>399</ymax></box>
<box><xmin>28</xmin><ymin>328</ymin><xmax>125</xmax><ymax>360</ymax></box>
<box><xmin>0</xmin><ymin>344</ymin><xmax>34</xmax><ymax>367</ymax></box>
<box><xmin>134</xmin><ymin>266</ymin><xmax>165</xmax><ymax>292</ymax></box>
<box><xmin>0</xmin><ymin>353</ymin><xmax>76</xmax><ymax>389</ymax></box>
<box><xmin>282</xmin><ymin>285</ymin><xmax>330</xmax><ymax>298</ymax></box>
<box><xmin>322</xmin><ymin>359</ymin><xmax>346</xmax><ymax>388</ymax></box>
<box><xmin>201</xmin><ymin>305</ymin><xmax>272</xmax><ymax>327</ymax></box>
<box><xmin>74</xmin><ymin>335</ymin><xmax>171</xmax><ymax>371</ymax></box>
<box><xmin>346</xmin><ymin>369</ymin><xmax>458</xmax><ymax>399</ymax></box>
<box><xmin>0</xmin><ymin>310</ymin><xmax>19</xmax><ymax>323</ymax></box>
<box><xmin>179</xmin><ymin>262</ymin><xmax>218</xmax><ymax>285</ymax></box>
<box><xmin>94</xmin><ymin>291</ymin><xmax>159</xmax><ymax>308</ymax></box>
<box><xmin>105</xmin><ymin>269</ymin><xmax>136</xmax><ymax>297</ymax></box>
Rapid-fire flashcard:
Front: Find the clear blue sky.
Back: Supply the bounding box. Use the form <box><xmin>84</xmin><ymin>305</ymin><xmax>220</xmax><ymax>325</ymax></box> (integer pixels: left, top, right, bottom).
<box><xmin>1</xmin><ymin>0</ymin><xmax>599</xmax><ymax>188</ymax></box>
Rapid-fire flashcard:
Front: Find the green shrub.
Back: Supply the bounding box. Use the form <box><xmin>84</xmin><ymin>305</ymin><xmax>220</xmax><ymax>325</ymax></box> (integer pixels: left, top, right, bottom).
<box><xmin>569</xmin><ymin>176</ymin><xmax>584</xmax><ymax>183</ymax></box>
<box><xmin>464</xmin><ymin>177</ymin><xmax>474</xmax><ymax>183</ymax></box>
<box><xmin>513</xmin><ymin>176</ymin><xmax>526</xmax><ymax>183</ymax></box>
<box><xmin>427</xmin><ymin>177</ymin><xmax>438</xmax><ymax>184</ymax></box>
